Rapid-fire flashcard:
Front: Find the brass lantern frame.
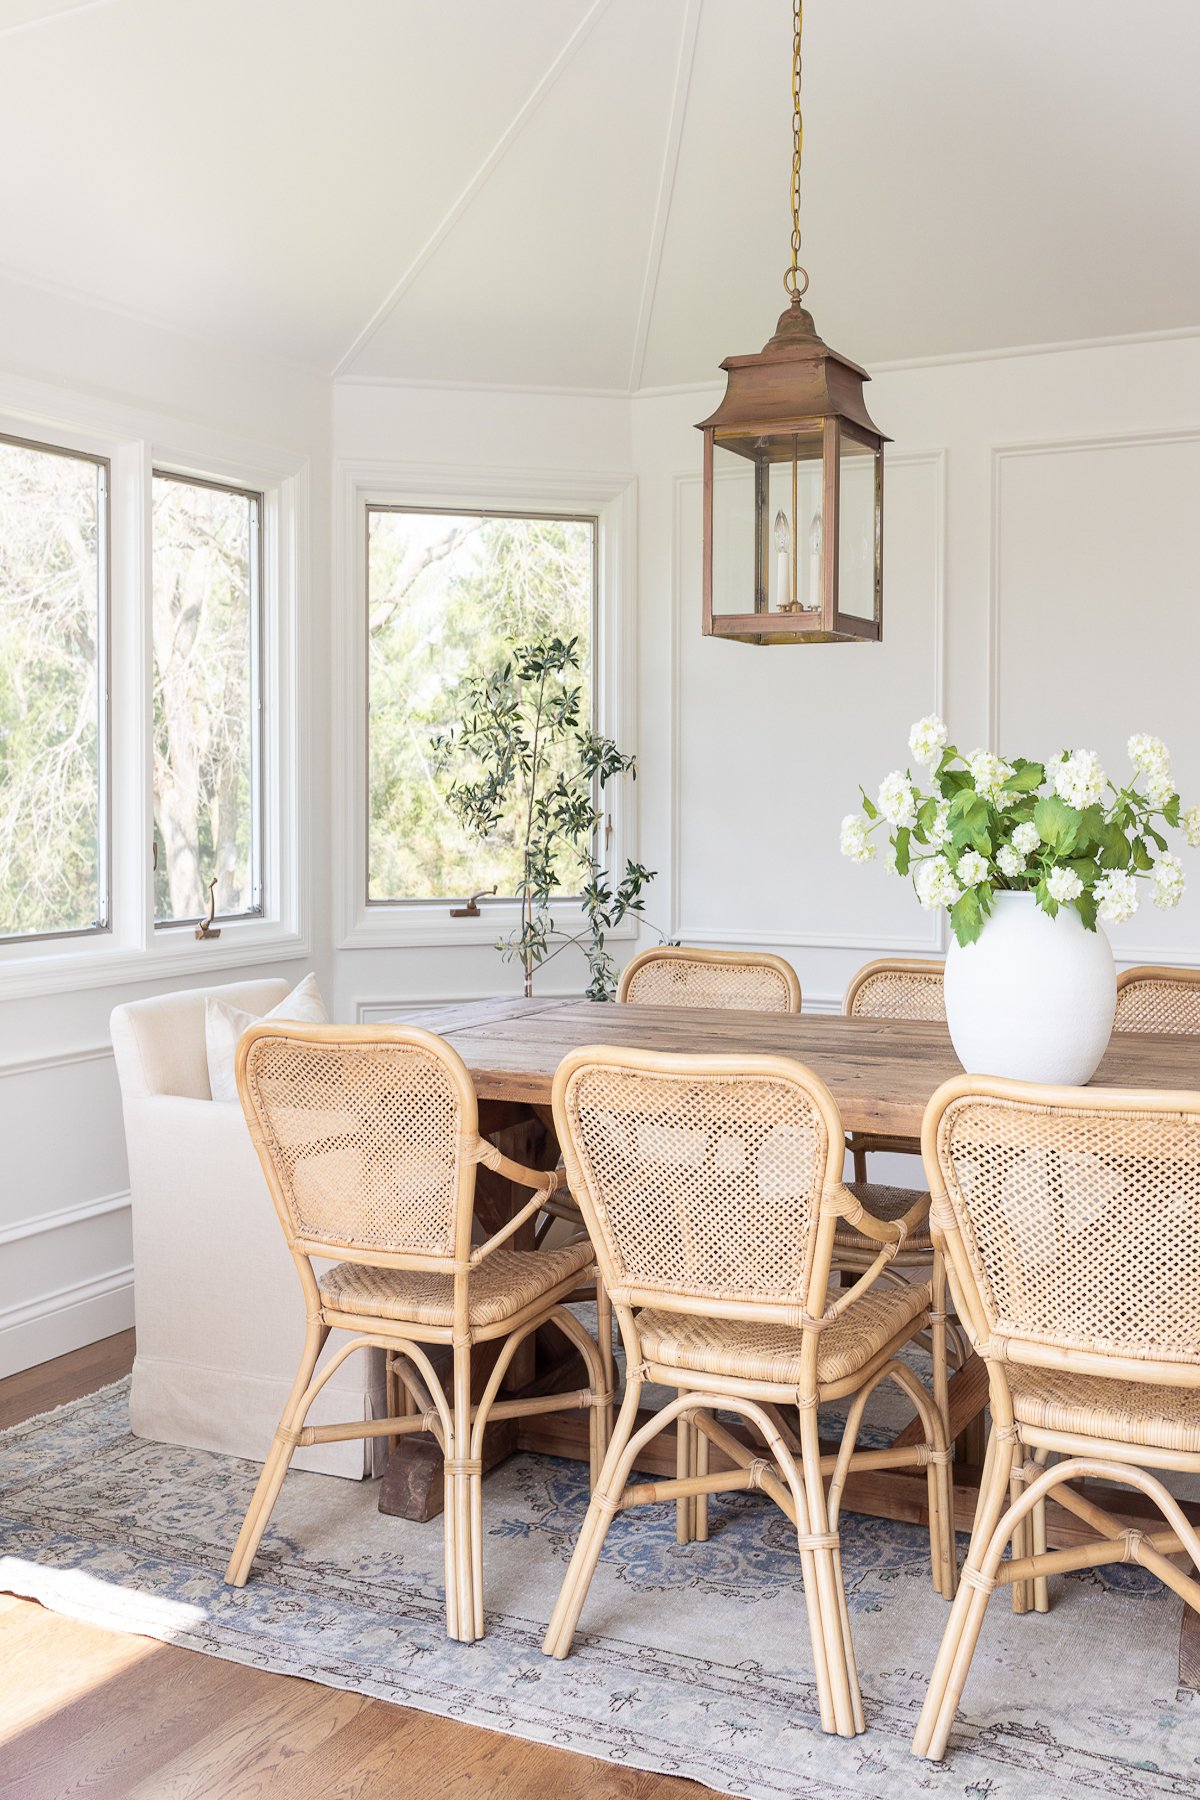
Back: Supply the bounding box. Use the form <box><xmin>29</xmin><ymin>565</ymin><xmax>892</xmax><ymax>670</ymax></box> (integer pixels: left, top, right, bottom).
<box><xmin>698</xmin><ymin>305</ymin><xmax>888</xmax><ymax>648</ymax></box>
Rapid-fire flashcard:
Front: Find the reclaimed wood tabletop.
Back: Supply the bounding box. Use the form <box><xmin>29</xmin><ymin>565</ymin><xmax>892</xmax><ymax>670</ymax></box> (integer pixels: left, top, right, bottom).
<box><xmin>399</xmin><ymin>995</ymin><xmax>1200</xmax><ymax>1138</ymax></box>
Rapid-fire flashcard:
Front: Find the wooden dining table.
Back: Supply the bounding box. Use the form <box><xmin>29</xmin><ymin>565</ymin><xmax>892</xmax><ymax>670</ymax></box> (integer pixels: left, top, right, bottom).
<box><xmin>380</xmin><ymin>994</ymin><xmax>1200</xmax><ymax>1550</ymax></box>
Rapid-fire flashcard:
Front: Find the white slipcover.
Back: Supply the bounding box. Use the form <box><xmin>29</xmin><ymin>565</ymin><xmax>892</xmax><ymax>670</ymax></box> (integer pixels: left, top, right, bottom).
<box><xmin>111</xmin><ymin>978</ymin><xmax>386</xmax><ymax>1478</ymax></box>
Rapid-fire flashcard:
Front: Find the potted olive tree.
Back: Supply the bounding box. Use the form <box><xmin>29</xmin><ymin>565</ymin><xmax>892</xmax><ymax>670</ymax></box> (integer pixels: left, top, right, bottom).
<box><xmin>433</xmin><ymin>636</ymin><xmax>657</xmax><ymax>1001</ymax></box>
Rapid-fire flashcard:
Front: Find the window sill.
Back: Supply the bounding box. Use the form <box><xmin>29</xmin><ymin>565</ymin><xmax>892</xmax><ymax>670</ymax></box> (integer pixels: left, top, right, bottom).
<box><xmin>338</xmin><ymin>898</ymin><xmax>639</xmax><ymax>952</ymax></box>
<box><xmin>0</xmin><ymin>919</ymin><xmax>311</xmax><ymax>1001</ymax></box>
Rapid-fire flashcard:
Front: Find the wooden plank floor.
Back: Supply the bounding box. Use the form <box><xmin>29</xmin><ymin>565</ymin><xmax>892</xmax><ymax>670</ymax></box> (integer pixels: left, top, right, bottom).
<box><xmin>0</xmin><ymin>1332</ymin><xmax>718</xmax><ymax>1800</ymax></box>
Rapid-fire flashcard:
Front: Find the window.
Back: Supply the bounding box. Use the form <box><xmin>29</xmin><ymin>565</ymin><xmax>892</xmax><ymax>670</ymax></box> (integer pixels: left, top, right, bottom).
<box><xmin>0</xmin><ymin>433</ymin><xmax>108</xmax><ymax>942</ymax></box>
<box><xmin>366</xmin><ymin>507</ymin><xmax>595</xmax><ymax>903</ymax></box>
<box><xmin>152</xmin><ymin>472</ymin><xmax>263</xmax><ymax>926</ymax></box>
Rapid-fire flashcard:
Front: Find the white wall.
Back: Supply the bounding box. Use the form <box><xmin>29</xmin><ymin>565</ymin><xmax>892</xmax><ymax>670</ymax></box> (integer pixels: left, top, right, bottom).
<box><xmin>0</xmin><ymin>272</ymin><xmax>331</xmax><ymax>1376</ymax></box>
<box><xmin>632</xmin><ymin>332</ymin><xmax>1200</xmax><ymax>1014</ymax></box>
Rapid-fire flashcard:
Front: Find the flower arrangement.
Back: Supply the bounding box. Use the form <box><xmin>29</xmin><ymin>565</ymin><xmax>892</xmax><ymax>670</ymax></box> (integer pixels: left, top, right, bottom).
<box><xmin>841</xmin><ymin>717</ymin><xmax>1200</xmax><ymax>946</ymax></box>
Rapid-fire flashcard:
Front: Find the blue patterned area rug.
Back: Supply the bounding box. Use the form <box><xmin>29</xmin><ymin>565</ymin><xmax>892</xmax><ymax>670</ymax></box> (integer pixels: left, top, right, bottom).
<box><xmin>1</xmin><ymin>1381</ymin><xmax>1196</xmax><ymax>1799</ymax></box>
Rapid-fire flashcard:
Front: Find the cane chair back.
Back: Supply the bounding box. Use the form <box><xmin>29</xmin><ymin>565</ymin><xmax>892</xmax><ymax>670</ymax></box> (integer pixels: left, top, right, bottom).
<box><xmin>617</xmin><ymin>945</ymin><xmax>801</xmax><ymax>1014</ymax></box>
<box><xmin>844</xmin><ymin>958</ymin><xmax>946</xmax><ymax>1022</ymax></box>
<box><xmin>925</xmin><ymin>1077</ymin><xmax>1200</xmax><ymax>1373</ymax></box>
<box><xmin>237</xmin><ymin>1023</ymin><xmax>478</xmax><ymax>1268</ymax></box>
<box><xmin>554</xmin><ymin>1047</ymin><xmax>841</xmax><ymax>1316</ymax></box>
<box><xmin>1114</xmin><ymin>966</ymin><xmax>1200</xmax><ymax>1036</ymax></box>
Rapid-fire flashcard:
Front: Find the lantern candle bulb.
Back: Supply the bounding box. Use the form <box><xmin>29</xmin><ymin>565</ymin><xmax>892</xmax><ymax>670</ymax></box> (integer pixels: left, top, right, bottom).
<box><xmin>809</xmin><ymin>510</ymin><xmax>822</xmax><ymax>610</ymax></box>
<box><xmin>774</xmin><ymin>508</ymin><xmax>791</xmax><ymax>610</ymax></box>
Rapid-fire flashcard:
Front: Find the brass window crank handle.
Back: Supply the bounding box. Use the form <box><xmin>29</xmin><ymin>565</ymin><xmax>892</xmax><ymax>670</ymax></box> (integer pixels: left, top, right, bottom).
<box><xmin>450</xmin><ymin>887</ymin><xmax>497</xmax><ymax>919</ymax></box>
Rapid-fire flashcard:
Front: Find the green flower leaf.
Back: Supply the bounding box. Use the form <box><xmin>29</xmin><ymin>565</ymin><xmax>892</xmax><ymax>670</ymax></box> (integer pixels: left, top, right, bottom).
<box><xmin>1034</xmin><ymin>879</ymin><xmax>1059</xmax><ymax>918</ymax></box>
<box><xmin>949</xmin><ymin>887</ymin><xmax>983</xmax><ymax>946</ymax></box>
<box><xmin>1075</xmin><ymin>889</ymin><xmax>1098</xmax><ymax>932</ymax></box>
<box><xmin>860</xmin><ymin>785</ymin><xmax>878</xmax><ymax>820</ymax></box>
<box><xmin>1003</xmin><ymin>760</ymin><xmax>1045</xmax><ymax>794</ymax></box>
<box><xmin>1164</xmin><ymin>795</ymin><xmax>1181</xmax><ymax>828</ymax></box>
<box><xmin>1033</xmin><ymin>794</ymin><xmax>1083</xmax><ymax>856</ymax></box>
<box><xmin>894</xmin><ymin>828</ymin><xmax>912</xmax><ymax>876</ymax></box>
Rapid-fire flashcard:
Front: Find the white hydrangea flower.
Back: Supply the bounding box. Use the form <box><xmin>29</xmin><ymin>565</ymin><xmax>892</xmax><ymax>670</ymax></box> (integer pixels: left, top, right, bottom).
<box><xmin>1185</xmin><ymin>804</ymin><xmax>1200</xmax><ymax>849</ymax></box>
<box><xmin>1046</xmin><ymin>866</ymin><xmax>1084</xmax><ymax>904</ymax></box>
<box><xmin>914</xmin><ymin>855</ymin><xmax>962</xmax><ymax>911</ymax></box>
<box><xmin>908</xmin><ymin>714</ymin><xmax>948</xmax><ymax>769</ymax></box>
<box><xmin>928</xmin><ymin>800</ymin><xmax>951</xmax><ymax>848</ymax></box>
<box><xmin>840</xmin><ymin>814</ymin><xmax>876</xmax><ymax>865</ymax></box>
<box><xmin>883</xmin><ymin>844</ymin><xmax>898</xmax><ymax>874</ymax></box>
<box><xmin>1151</xmin><ymin>852</ymin><xmax>1185</xmax><ymax>911</ymax></box>
<box><xmin>996</xmin><ymin>844</ymin><xmax>1025</xmax><ymax>880</ymax></box>
<box><xmin>1012</xmin><ymin>821</ymin><xmax>1041</xmax><ymax>857</ymax></box>
<box><xmin>1128</xmin><ymin>734</ymin><xmax>1171</xmax><ymax>779</ymax></box>
<box><xmin>966</xmin><ymin>749</ymin><xmax>1014</xmax><ymax>804</ymax></box>
<box><xmin>1052</xmin><ymin>749</ymin><xmax>1106</xmax><ymax>811</ymax></box>
<box><xmin>1094</xmin><ymin>869</ymin><xmax>1139</xmax><ymax>925</ymax></box>
<box><xmin>876</xmin><ymin>770</ymin><xmax>918</xmax><ymax>829</ymax></box>
<box><xmin>956</xmin><ymin>850</ymin><xmax>988</xmax><ymax>888</ymax></box>
<box><xmin>1145</xmin><ymin>766</ymin><xmax>1176</xmax><ymax>808</ymax></box>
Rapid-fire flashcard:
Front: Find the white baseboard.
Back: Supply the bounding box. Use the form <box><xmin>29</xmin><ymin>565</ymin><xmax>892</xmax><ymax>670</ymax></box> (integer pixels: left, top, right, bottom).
<box><xmin>0</xmin><ymin>1265</ymin><xmax>134</xmax><ymax>1380</ymax></box>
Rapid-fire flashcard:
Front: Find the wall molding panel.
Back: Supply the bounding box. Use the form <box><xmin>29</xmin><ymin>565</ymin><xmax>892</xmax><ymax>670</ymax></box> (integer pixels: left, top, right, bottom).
<box><xmin>671</xmin><ymin>449</ymin><xmax>948</xmax><ymax>956</ymax></box>
<box><xmin>989</xmin><ymin>425</ymin><xmax>1200</xmax><ymax>965</ymax></box>
<box><xmin>0</xmin><ymin>1264</ymin><xmax>134</xmax><ymax>1381</ymax></box>
<box><xmin>0</xmin><ymin>1041</ymin><xmax>113</xmax><ymax>1081</ymax></box>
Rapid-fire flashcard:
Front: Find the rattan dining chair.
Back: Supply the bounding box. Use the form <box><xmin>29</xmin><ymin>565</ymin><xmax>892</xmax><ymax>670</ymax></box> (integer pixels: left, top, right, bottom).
<box><xmin>617</xmin><ymin>944</ymin><xmax>801</xmax><ymax>1012</ymax></box>
<box><xmin>542</xmin><ymin>1046</ymin><xmax>956</xmax><ymax>1739</ymax></box>
<box><xmin>1114</xmin><ymin>965</ymin><xmax>1200</xmax><ymax>1034</ymax></box>
<box><xmin>837</xmin><ymin>958</ymin><xmax>965</xmax><ymax>1445</ymax></box>
<box><xmin>224</xmin><ymin>1022</ymin><xmax>610</xmax><ymax>1644</ymax></box>
<box><xmin>913</xmin><ymin>1075</ymin><xmax>1200</xmax><ymax>1761</ymax></box>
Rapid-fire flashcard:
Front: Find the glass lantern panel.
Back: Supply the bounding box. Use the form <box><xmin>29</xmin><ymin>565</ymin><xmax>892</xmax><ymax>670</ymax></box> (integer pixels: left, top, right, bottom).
<box><xmin>710</xmin><ymin>439</ymin><xmax>759</xmax><ymax>615</ymax></box>
<box><xmin>838</xmin><ymin>437</ymin><xmax>878</xmax><ymax>622</ymax></box>
<box><xmin>766</xmin><ymin>445</ymin><xmax>824</xmax><ymax>613</ymax></box>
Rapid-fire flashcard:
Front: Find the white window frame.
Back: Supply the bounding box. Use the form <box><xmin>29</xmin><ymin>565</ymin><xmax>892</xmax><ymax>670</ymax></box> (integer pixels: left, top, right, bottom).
<box><xmin>150</xmin><ymin>467</ymin><xmax>266</xmax><ymax>931</ymax></box>
<box><xmin>0</xmin><ymin>373</ymin><xmax>310</xmax><ymax>1000</ymax></box>
<box><xmin>334</xmin><ymin>461</ymin><xmax>637</xmax><ymax>950</ymax></box>
<box><xmin>0</xmin><ymin>427</ymin><xmax>111</xmax><ymax>947</ymax></box>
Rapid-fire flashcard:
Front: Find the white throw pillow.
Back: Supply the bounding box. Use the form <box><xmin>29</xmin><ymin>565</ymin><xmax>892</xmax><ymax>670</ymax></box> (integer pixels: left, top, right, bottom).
<box><xmin>204</xmin><ymin>973</ymin><xmax>329</xmax><ymax>1104</ymax></box>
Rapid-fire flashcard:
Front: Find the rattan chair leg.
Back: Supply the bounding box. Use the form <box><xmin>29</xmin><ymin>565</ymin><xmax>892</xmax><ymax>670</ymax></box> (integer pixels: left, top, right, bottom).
<box><xmin>225</xmin><ymin>1318</ymin><xmax>329</xmax><ymax>1587</ymax></box>
<box><xmin>1009</xmin><ymin>1454</ymin><xmax>1033</xmax><ymax>1616</ymax></box>
<box><xmin>695</xmin><ymin>1409</ymin><xmax>711</xmax><ymax>1543</ymax></box>
<box><xmin>543</xmin><ymin>1381</ymin><xmax>644</xmax><ymax>1659</ymax></box>
<box><xmin>912</xmin><ymin>1426</ymin><xmax>1014</xmax><ymax>1761</ymax></box>
<box><xmin>797</xmin><ymin>1403</ymin><xmax>862</xmax><ymax>1738</ymax></box>
<box><xmin>676</xmin><ymin>1411</ymin><xmax>695</xmax><ymax>1544</ymax></box>
<box><xmin>1030</xmin><ymin>1448</ymin><xmax>1051</xmax><ymax>1614</ymax></box>
<box><xmin>444</xmin><ymin>1341</ymin><xmax>482</xmax><ymax>1644</ymax></box>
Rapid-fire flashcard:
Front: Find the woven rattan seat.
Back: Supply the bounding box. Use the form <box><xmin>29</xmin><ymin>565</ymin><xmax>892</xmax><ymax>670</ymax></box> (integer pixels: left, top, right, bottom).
<box><xmin>617</xmin><ymin>944</ymin><xmax>801</xmax><ymax>1013</ymax></box>
<box><xmin>543</xmin><ymin>1044</ymin><xmax>955</xmax><ymax>1741</ymax></box>
<box><xmin>835</xmin><ymin>1182</ymin><xmax>933</xmax><ymax>1255</ymax></box>
<box><xmin>223</xmin><ymin>1023</ymin><xmax>609</xmax><ymax>1646</ymax></box>
<box><xmin>638</xmin><ymin>1282</ymin><xmax>930</xmax><ymax>1389</ymax></box>
<box><xmin>320</xmin><ymin>1240</ymin><xmax>593</xmax><ymax>1328</ymax></box>
<box><xmin>1006</xmin><ymin>1367</ymin><xmax>1200</xmax><ymax>1455</ymax></box>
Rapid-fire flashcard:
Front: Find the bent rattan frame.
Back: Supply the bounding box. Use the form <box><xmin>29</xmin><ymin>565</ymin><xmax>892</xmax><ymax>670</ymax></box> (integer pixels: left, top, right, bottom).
<box><xmin>1114</xmin><ymin>964</ymin><xmax>1200</xmax><ymax>1035</ymax></box>
<box><xmin>543</xmin><ymin>1044</ymin><xmax>956</xmax><ymax>1740</ymax></box>
<box><xmin>224</xmin><ymin>1022</ymin><xmax>610</xmax><ymax>1644</ymax></box>
<box><xmin>617</xmin><ymin>944</ymin><xmax>801</xmax><ymax>1013</ymax></box>
<box><xmin>913</xmin><ymin>1074</ymin><xmax>1200</xmax><ymax>1762</ymax></box>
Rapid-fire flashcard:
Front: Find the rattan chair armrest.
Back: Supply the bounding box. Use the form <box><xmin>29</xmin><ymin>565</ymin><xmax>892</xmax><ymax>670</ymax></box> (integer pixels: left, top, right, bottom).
<box><xmin>831</xmin><ymin>1183</ymin><xmax>929</xmax><ymax>1244</ymax></box>
<box><xmin>469</xmin><ymin>1144</ymin><xmax>571</xmax><ymax>1264</ymax></box>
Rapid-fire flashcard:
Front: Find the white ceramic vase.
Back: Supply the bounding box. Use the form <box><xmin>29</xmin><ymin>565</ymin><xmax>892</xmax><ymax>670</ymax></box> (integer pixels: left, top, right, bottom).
<box><xmin>943</xmin><ymin>890</ymin><xmax>1116</xmax><ymax>1085</ymax></box>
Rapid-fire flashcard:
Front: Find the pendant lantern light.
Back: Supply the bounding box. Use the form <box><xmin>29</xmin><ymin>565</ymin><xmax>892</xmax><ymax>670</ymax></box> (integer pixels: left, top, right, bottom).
<box><xmin>697</xmin><ymin>0</ymin><xmax>888</xmax><ymax>645</ymax></box>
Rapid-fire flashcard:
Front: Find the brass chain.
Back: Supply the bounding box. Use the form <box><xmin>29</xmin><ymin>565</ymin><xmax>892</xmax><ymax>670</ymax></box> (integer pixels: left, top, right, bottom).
<box><xmin>784</xmin><ymin>0</ymin><xmax>809</xmax><ymax>298</ymax></box>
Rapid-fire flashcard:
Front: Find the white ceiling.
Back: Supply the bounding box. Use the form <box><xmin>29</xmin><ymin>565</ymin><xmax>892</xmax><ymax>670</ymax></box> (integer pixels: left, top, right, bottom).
<box><xmin>0</xmin><ymin>0</ymin><xmax>1197</xmax><ymax>390</ymax></box>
